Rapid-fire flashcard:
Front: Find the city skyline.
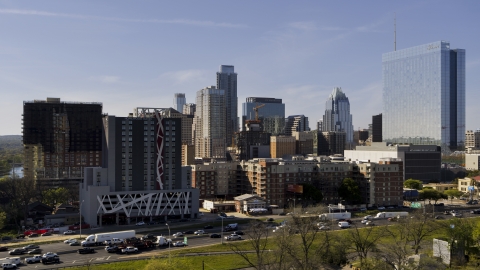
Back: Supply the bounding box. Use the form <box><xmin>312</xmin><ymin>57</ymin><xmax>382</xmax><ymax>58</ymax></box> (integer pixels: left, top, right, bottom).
<box><xmin>1</xmin><ymin>1</ymin><xmax>480</xmax><ymax>135</ymax></box>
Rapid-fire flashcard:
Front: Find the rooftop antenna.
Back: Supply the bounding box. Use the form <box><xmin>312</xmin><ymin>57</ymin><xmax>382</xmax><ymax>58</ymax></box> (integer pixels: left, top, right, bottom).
<box><xmin>394</xmin><ymin>13</ymin><xmax>396</xmax><ymax>51</ymax></box>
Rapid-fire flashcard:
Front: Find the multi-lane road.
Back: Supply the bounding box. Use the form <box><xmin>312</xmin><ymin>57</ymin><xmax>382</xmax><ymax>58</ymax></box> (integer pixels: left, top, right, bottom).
<box><xmin>2</xmin><ymin>201</ymin><xmax>479</xmax><ymax>269</ymax></box>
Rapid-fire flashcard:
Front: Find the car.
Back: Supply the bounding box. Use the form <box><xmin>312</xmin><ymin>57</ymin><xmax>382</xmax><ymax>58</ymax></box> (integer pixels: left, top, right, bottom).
<box><xmin>233</xmin><ymin>231</ymin><xmax>244</xmax><ymax>235</ymax></box>
<box><xmin>0</xmin><ymin>246</ymin><xmax>8</xmax><ymax>252</ymax></box>
<box><xmin>387</xmin><ymin>206</ymin><xmax>395</xmax><ymax>209</ymax></box>
<box><xmin>78</xmin><ymin>247</ymin><xmax>95</xmax><ymax>254</ymax></box>
<box><xmin>361</xmin><ymin>219</ymin><xmax>369</xmax><ymax>224</ymax></box>
<box><xmin>172</xmin><ymin>232</ymin><xmax>184</xmax><ymax>238</ymax></box>
<box><xmin>1</xmin><ymin>263</ymin><xmax>17</xmax><ymax>269</ymax></box>
<box><xmin>105</xmin><ymin>246</ymin><xmax>119</xmax><ymax>253</ymax></box>
<box><xmin>434</xmin><ymin>215</ymin><xmax>444</xmax><ymax>219</ymax></box>
<box><xmin>452</xmin><ymin>212</ymin><xmax>463</xmax><ymax>217</ymax></box>
<box><xmin>25</xmin><ymin>255</ymin><xmax>43</xmax><ymax>264</ymax></box>
<box><xmin>9</xmin><ymin>248</ymin><xmax>25</xmax><ymax>255</ymax></box>
<box><xmin>183</xmin><ymin>230</ymin><xmax>194</xmax><ymax>235</ymax></box>
<box><xmin>63</xmin><ymin>230</ymin><xmax>75</xmax><ymax>235</ymax></box>
<box><xmin>121</xmin><ymin>246</ymin><xmax>138</xmax><ymax>254</ymax></box>
<box><xmin>194</xmin><ymin>230</ymin><xmax>205</xmax><ymax>235</ymax></box>
<box><xmin>42</xmin><ymin>252</ymin><xmax>59</xmax><ymax>258</ymax></box>
<box><xmin>359</xmin><ymin>207</ymin><xmax>367</xmax><ymax>211</ymax></box>
<box><xmin>226</xmin><ymin>216</ymin><xmax>235</xmax><ymax>219</ymax></box>
<box><xmin>219</xmin><ymin>212</ymin><xmax>227</xmax><ymax>217</ymax></box>
<box><xmin>15</xmin><ymin>235</ymin><xmax>25</xmax><ymax>239</ymax></box>
<box><xmin>69</xmin><ymin>242</ymin><xmax>80</xmax><ymax>246</ymax></box>
<box><xmin>366</xmin><ymin>221</ymin><xmax>375</xmax><ymax>226</ymax></box>
<box><xmin>204</xmin><ymin>225</ymin><xmax>214</xmax><ymax>229</ymax></box>
<box><xmin>471</xmin><ymin>209</ymin><xmax>480</xmax><ymax>214</ymax></box>
<box><xmin>319</xmin><ymin>226</ymin><xmax>330</xmax><ymax>231</ymax></box>
<box><xmin>23</xmin><ymin>244</ymin><xmax>40</xmax><ymax>250</ymax></box>
<box><xmin>64</xmin><ymin>239</ymin><xmax>77</xmax><ymax>244</ymax></box>
<box><xmin>28</xmin><ymin>248</ymin><xmax>43</xmax><ymax>254</ymax></box>
<box><xmin>41</xmin><ymin>232</ymin><xmax>52</xmax><ymax>236</ymax></box>
<box><xmin>377</xmin><ymin>206</ymin><xmax>386</xmax><ymax>210</ymax></box>
<box><xmin>28</xmin><ymin>233</ymin><xmax>39</xmax><ymax>238</ymax></box>
<box><xmin>1</xmin><ymin>236</ymin><xmax>12</xmax><ymax>241</ymax></box>
<box><xmin>225</xmin><ymin>234</ymin><xmax>242</xmax><ymax>241</ymax></box>
<box><xmin>141</xmin><ymin>234</ymin><xmax>156</xmax><ymax>241</ymax></box>
<box><xmin>434</xmin><ymin>203</ymin><xmax>445</xmax><ymax>206</ymax></box>
<box><xmin>135</xmin><ymin>221</ymin><xmax>146</xmax><ymax>226</ymax></box>
<box><xmin>41</xmin><ymin>256</ymin><xmax>59</xmax><ymax>264</ymax></box>
<box><xmin>210</xmin><ymin>233</ymin><xmax>221</xmax><ymax>238</ymax></box>
<box><xmin>173</xmin><ymin>241</ymin><xmax>187</xmax><ymax>247</ymax></box>
<box><xmin>147</xmin><ymin>221</ymin><xmax>157</xmax><ymax>225</ymax></box>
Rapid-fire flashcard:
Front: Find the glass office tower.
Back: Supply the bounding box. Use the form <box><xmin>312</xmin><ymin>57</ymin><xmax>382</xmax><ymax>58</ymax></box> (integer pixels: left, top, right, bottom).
<box><xmin>382</xmin><ymin>41</ymin><xmax>465</xmax><ymax>150</ymax></box>
<box><xmin>242</xmin><ymin>97</ymin><xmax>285</xmax><ymax>135</ymax></box>
<box><xmin>322</xmin><ymin>87</ymin><xmax>354</xmax><ymax>144</ymax></box>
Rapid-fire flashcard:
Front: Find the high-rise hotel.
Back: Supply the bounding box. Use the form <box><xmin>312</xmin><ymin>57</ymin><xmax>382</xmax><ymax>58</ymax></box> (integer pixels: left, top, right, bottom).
<box><xmin>382</xmin><ymin>41</ymin><xmax>465</xmax><ymax>150</ymax></box>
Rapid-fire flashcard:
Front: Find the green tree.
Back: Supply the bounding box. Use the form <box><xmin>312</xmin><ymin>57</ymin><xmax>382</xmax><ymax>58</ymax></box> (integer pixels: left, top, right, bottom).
<box><xmin>0</xmin><ymin>211</ymin><xmax>6</xmax><ymax>230</ymax></box>
<box><xmin>444</xmin><ymin>189</ymin><xmax>464</xmax><ymax>204</ymax></box>
<box><xmin>41</xmin><ymin>187</ymin><xmax>70</xmax><ymax>208</ymax></box>
<box><xmin>404</xmin><ymin>179</ymin><xmax>423</xmax><ymax>190</ymax></box>
<box><xmin>338</xmin><ymin>178</ymin><xmax>361</xmax><ymax>204</ymax></box>
<box><xmin>467</xmin><ymin>170</ymin><xmax>480</xmax><ymax>178</ymax></box>
<box><xmin>300</xmin><ymin>183</ymin><xmax>323</xmax><ymax>205</ymax></box>
<box><xmin>419</xmin><ymin>188</ymin><xmax>444</xmax><ymax>204</ymax></box>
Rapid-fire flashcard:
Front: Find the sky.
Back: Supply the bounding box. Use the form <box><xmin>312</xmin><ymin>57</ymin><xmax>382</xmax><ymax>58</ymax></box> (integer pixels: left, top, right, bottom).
<box><xmin>1</xmin><ymin>0</ymin><xmax>479</xmax><ymax>135</ymax></box>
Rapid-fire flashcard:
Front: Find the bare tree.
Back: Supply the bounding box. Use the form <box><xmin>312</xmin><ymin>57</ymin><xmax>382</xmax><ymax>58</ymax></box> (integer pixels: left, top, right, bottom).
<box><xmin>228</xmin><ymin>220</ymin><xmax>273</xmax><ymax>270</ymax></box>
<box><xmin>375</xmin><ymin>221</ymin><xmax>413</xmax><ymax>269</ymax></box>
<box><xmin>347</xmin><ymin>224</ymin><xmax>386</xmax><ymax>267</ymax></box>
<box><xmin>403</xmin><ymin>210</ymin><xmax>438</xmax><ymax>254</ymax></box>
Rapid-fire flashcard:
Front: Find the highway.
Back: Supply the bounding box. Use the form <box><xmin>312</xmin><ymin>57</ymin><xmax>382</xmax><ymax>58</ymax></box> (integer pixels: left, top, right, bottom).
<box><xmin>1</xmin><ymin>201</ymin><xmax>478</xmax><ymax>269</ymax></box>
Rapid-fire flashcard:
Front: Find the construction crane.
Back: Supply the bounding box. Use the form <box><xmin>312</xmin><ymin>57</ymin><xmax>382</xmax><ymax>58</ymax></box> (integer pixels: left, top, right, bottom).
<box><xmin>253</xmin><ymin>103</ymin><xmax>265</xmax><ymax>121</ymax></box>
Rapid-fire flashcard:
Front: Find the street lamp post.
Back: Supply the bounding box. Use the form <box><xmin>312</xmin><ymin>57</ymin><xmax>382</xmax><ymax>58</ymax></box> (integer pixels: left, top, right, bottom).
<box><xmin>165</xmin><ymin>223</ymin><xmax>171</xmax><ymax>264</ymax></box>
<box><xmin>80</xmin><ymin>200</ymin><xmax>84</xmax><ymax>240</ymax></box>
<box><xmin>221</xmin><ymin>217</ymin><xmax>224</xmax><ymax>244</ymax></box>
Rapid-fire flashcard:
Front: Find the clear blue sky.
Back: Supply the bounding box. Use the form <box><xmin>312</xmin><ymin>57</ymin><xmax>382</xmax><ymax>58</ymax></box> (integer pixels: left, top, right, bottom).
<box><xmin>1</xmin><ymin>0</ymin><xmax>479</xmax><ymax>135</ymax></box>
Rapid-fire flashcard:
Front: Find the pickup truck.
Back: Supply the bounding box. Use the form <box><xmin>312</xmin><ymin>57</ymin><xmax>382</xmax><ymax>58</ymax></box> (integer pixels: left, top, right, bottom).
<box><xmin>78</xmin><ymin>247</ymin><xmax>95</xmax><ymax>254</ymax></box>
<box><xmin>41</xmin><ymin>256</ymin><xmax>59</xmax><ymax>264</ymax></box>
<box><xmin>121</xmin><ymin>246</ymin><xmax>138</xmax><ymax>254</ymax></box>
<box><xmin>225</xmin><ymin>234</ymin><xmax>242</xmax><ymax>241</ymax></box>
<box><xmin>25</xmin><ymin>255</ymin><xmax>43</xmax><ymax>264</ymax></box>
<box><xmin>1</xmin><ymin>263</ymin><xmax>17</xmax><ymax>269</ymax></box>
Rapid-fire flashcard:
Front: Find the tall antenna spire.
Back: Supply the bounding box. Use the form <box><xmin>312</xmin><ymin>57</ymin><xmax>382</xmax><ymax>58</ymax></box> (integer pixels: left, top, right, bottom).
<box><xmin>394</xmin><ymin>13</ymin><xmax>396</xmax><ymax>51</ymax></box>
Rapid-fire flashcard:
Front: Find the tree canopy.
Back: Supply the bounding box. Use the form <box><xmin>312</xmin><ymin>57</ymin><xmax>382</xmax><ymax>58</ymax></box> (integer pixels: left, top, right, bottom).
<box><xmin>338</xmin><ymin>178</ymin><xmax>361</xmax><ymax>204</ymax></box>
<box><xmin>300</xmin><ymin>183</ymin><xmax>323</xmax><ymax>204</ymax></box>
<box><xmin>404</xmin><ymin>179</ymin><xmax>423</xmax><ymax>190</ymax></box>
<box><xmin>419</xmin><ymin>188</ymin><xmax>446</xmax><ymax>204</ymax></box>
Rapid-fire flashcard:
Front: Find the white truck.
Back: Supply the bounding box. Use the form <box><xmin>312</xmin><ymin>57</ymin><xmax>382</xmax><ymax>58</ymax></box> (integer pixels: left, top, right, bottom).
<box><xmin>374</xmin><ymin>212</ymin><xmax>408</xmax><ymax>219</ymax></box>
<box><xmin>0</xmin><ymin>257</ymin><xmax>21</xmax><ymax>266</ymax></box>
<box><xmin>155</xmin><ymin>236</ymin><xmax>172</xmax><ymax>246</ymax></box>
<box><xmin>338</xmin><ymin>221</ymin><xmax>351</xmax><ymax>229</ymax></box>
<box><xmin>319</xmin><ymin>212</ymin><xmax>351</xmax><ymax>220</ymax></box>
<box><xmin>25</xmin><ymin>255</ymin><xmax>42</xmax><ymax>264</ymax></box>
<box><xmin>82</xmin><ymin>230</ymin><xmax>136</xmax><ymax>246</ymax></box>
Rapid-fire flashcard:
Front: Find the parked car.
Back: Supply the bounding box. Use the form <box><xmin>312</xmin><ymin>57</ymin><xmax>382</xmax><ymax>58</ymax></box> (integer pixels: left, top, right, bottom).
<box><xmin>359</xmin><ymin>207</ymin><xmax>367</xmax><ymax>211</ymax></box>
<box><xmin>1</xmin><ymin>263</ymin><xmax>17</xmax><ymax>269</ymax></box>
<box><xmin>105</xmin><ymin>246</ymin><xmax>119</xmax><ymax>253</ymax></box>
<box><xmin>28</xmin><ymin>248</ymin><xmax>42</xmax><ymax>254</ymax></box>
<box><xmin>377</xmin><ymin>206</ymin><xmax>386</xmax><ymax>210</ymax></box>
<box><xmin>204</xmin><ymin>225</ymin><xmax>214</xmax><ymax>229</ymax></box>
<box><xmin>63</xmin><ymin>230</ymin><xmax>75</xmax><ymax>235</ymax></box>
<box><xmin>1</xmin><ymin>236</ymin><xmax>12</xmax><ymax>241</ymax></box>
<box><xmin>135</xmin><ymin>221</ymin><xmax>146</xmax><ymax>226</ymax></box>
<box><xmin>15</xmin><ymin>235</ymin><xmax>25</xmax><ymax>239</ymax></box>
<box><xmin>366</xmin><ymin>221</ymin><xmax>375</xmax><ymax>226</ymax></box>
<box><xmin>194</xmin><ymin>230</ymin><xmax>205</xmax><ymax>235</ymax></box>
<box><xmin>210</xmin><ymin>234</ymin><xmax>221</xmax><ymax>238</ymax></box>
<box><xmin>121</xmin><ymin>246</ymin><xmax>138</xmax><ymax>254</ymax></box>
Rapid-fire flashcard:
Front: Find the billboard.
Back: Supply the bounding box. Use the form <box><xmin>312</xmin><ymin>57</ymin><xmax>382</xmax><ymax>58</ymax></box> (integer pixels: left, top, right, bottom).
<box><xmin>287</xmin><ymin>184</ymin><xmax>303</xmax><ymax>194</ymax></box>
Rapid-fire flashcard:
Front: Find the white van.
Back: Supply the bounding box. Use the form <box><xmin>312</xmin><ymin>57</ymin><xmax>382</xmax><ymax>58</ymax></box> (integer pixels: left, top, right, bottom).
<box><xmin>0</xmin><ymin>257</ymin><xmax>21</xmax><ymax>265</ymax></box>
<box><xmin>338</xmin><ymin>221</ymin><xmax>351</xmax><ymax>229</ymax></box>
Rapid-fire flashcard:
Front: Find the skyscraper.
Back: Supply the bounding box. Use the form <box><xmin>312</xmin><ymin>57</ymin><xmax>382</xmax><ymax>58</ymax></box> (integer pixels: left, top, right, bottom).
<box><xmin>174</xmin><ymin>93</ymin><xmax>186</xmax><ymax>113</ymax></box>
<box><xmin>193</xmin><ymin>86</ymin><xmax>226</xmax><ymax>159</ymax></box>
<box><xmin>372</xmin><ymin>114</ymin><xmax>382</xmax><ymax>142</ymax></box>
<box><xmin>242</xmin><ymin>97</ymin><xmax>285</xmax><ymax>135</ymax></box>
<box><xmin>284</xmin><ymin>115</ymin><xmax>310</xmax><ymax>136</ymax></box>
<box><xmin>382</xmin><ymin>41</ymin><xmax>465</xmax><ymax>150</ymax></box>
<box><xmin>322</xmin><ymin>87</ymin><xmax>353</xmax><ymax>144</ymax></box>
<box><xmin>216</xmin><ymin>65</ymin><xmax>238</xmax><ymax>145</ymax></box>
<box><xmin>23</xmin><ymin>97</ymin><xmax>103</xmax><ymax>193</ymax></box>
